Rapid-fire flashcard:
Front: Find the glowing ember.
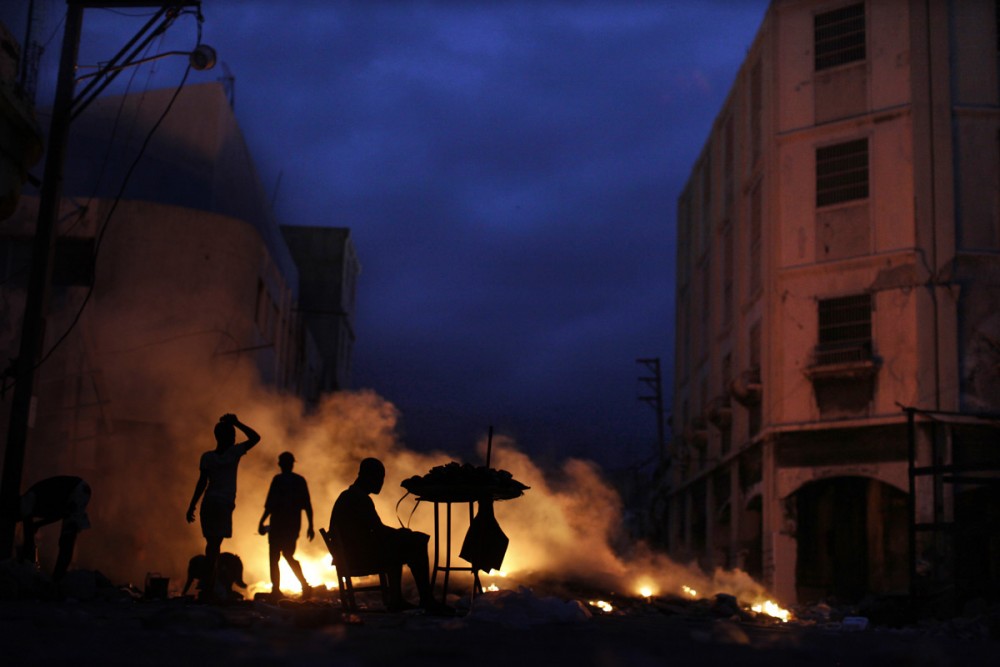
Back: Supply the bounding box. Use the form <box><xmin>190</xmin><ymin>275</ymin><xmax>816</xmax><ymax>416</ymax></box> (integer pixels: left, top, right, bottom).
<box><xmin>681</xmin><ymin>585</ymin><xmax>698</xmax><ymax>598</ymax></box>
<box><xmin>589</xmin><ymin>600</ymin><xmax>613</xmax><ymax>613</ymax></box>
<box><xmin>485</xmin><ymin>583</ymin><xmax>500</xmax><ymax>592</ymax></box>
<box><xmin>638</xmin><ymin>586</ymin><xmax>654</xmax><ymax>598</ymax></box>
<box><xmin>751</xmin><ymin>600</ymin><xmax>792</xmax><ymax>622</ymax></box>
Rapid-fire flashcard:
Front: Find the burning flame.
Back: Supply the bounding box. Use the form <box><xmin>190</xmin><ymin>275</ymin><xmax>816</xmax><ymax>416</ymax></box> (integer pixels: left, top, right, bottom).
<box><xmin>681</xmin><ymin>585</ymin><xmax>698</xmax><ymax>598</ymax></box>
<box><xmin>638</xmin><ymin>585</ymin><xmax>654</xmax><ymax>598</ymax></box>
<box><xmin>590</xmin><ymin>600</ymin><xmax>613</xmax><ymax>613</ymax></box>
<box><xmin>248</xmin><ymin>554</ymin><xmax>342</xmax><ymax>597</ymax></box>
<box><xmin>750</xmin><ymin>600</ymin><xmax>792</xmax><ymax>622</ymax></box>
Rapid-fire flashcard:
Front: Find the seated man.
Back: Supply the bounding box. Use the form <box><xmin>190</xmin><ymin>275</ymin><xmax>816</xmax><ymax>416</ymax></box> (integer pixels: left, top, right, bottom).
<box><xmin>329</xmin><ymin>457</ymin><xmax>448</xmax><ymax>614</ymax></box>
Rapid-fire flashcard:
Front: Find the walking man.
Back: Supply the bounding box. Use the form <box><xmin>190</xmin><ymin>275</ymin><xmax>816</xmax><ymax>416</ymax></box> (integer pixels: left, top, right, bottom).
<box><xmin>186</xmin><ymin>413</ymin><xmax>260</xmax><ymax>601</ymax></box>
<box><xmin>258</xmin><ymin>451</ymin><xmax>314</xmax><ymax>598</ymax></box>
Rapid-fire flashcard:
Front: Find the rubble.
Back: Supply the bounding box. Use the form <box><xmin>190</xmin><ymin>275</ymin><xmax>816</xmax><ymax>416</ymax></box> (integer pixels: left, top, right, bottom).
<box><xmin>464</xmin><ymin>587</ymin><xmax>591</xmax><ymax>628</ymax></box>
<box><xmin>0</xmin><ymin>575</ymin><xmax>997</xmax><ymax>666</ymax></box>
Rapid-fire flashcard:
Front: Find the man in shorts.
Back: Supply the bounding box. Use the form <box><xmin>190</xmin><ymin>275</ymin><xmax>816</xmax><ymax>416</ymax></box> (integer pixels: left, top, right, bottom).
<box><xmin>258</xmin><ymin>451</ymin><xmax>314</xmax><ymax>598</ymax></box>
<box><xmin>186</xmin><ymin>413</ymin><xmax>260</xmax><ymax>601</ymax></box>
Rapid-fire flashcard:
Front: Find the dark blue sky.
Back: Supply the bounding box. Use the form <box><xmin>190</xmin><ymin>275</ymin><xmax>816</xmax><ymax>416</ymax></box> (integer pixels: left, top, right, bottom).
<box><xmin>6</xmin><ymin>1</ymin><xmax>769</xmax><ymax>468</ymax></box>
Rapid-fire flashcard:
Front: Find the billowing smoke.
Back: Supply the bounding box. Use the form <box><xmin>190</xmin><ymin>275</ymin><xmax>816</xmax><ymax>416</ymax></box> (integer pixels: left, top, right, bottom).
<box><xmin>23</xmin><ymin>322</ymin><xmax>773</xmax><ymax>607</ymax></box>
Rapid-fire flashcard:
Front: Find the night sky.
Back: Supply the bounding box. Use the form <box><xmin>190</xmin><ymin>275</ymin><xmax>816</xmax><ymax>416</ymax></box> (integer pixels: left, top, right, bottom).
<box><xmin>5</xmin><ymin>1</ymin><xmax>769</xmax><ymax>469</ymax></box>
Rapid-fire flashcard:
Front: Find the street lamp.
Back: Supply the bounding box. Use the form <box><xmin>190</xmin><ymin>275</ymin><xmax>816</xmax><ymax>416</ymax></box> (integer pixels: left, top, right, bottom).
<box><xmin>76</xmin><ymin>43</ymin><xmax>217</xmax><ymax>81</ymax></box>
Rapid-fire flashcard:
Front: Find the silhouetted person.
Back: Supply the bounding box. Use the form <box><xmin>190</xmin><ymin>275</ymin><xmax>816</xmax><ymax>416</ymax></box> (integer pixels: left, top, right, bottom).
<box><xmin>329</xmin><ymin>458</ymin><xmax>450</xmax><ymax>614</ymax></box>
<box><xmin>258</xmin><ymin>451</ymin><xmax>314</xmax><ymax>598</ymax></box>
<box><xmin>19</xmin><ymin>475</ymin><xmax>91</xmax><ymax>580</ymax></box>
<box><xmin>186</xmin><ymin>413</ymin><xmax>260</xmax><ymax>601</ymax></box>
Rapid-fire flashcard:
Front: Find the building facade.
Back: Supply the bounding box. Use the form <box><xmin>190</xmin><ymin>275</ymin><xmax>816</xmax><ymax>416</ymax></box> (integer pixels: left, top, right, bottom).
<box><xmin>0</xmin><ymin>20</ymin><xmax>42</xmax><ymax>222</ymax></box>
<box><xmin>0</xmin><ymin>82</ymin><xmax>357</xmax><ymax>578</ymax></box>
<box><xmin>670</xmin><ymin>0</ymin><xmax>1000</xmax><ymax>606</ymax></box>
<box><xmin>282</xmin><ymin>225</ymin><xmax>361</xmax><ymax>402</ymax></box>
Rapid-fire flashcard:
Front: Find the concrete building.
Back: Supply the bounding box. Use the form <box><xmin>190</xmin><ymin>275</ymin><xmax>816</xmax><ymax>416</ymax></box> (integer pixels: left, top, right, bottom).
<box><xmin>670</xmin><ymin>0</ymin><xmax>1000</xmax><ymax>607</ymax></box>
<box><xmin>0</xmin><ymin>20</ymin><xmax>42</xmax><ymax>221</ymax></box>
<box><xmin>282</xmin><ymin>225</ymin><xmax>360</xmax><ymax>402</ymax></box>
<box><xmin>0</xmin><ymin>82</ymin><xmax>358</xmax><ymax>576</ymax></box>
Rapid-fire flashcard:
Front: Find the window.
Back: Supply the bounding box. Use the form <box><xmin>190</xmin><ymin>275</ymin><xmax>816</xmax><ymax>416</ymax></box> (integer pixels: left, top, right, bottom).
<box><xmin>720</xmin><ymin>354</ymin><xmax>732</xmax><ymax>455</ymax></box>
<box><xmin>749</xmin><ymin>181</ymin><xmax>762</xmax><ymax>293</ymax></box>
<box><xmin>721</xmin><ymin>224</ymin><xmax>733</xmax><ymax>323</ymax></box>
<box><xmin>701</xmin><ymin>155</ymin><xmax>712</xmax><ymax>249</ymax></box>
<box><xmin>749</xmin><ymin>322</ymin><xmax>762</xmax><ymax>436</ymax></box>
<box><xmin>816</xmin><ymin>138</ymin><xmax>868</xmax><ymax>207</ymax></box>
<box><xmin>749</xmin><ymin>60</ymin><xmax>762</xmax><ymax>167</ymax></box>
<box><xmin>678</xmin><ymin>190</ymin><xmax>692</xmax><ymax>286</ymax></box>
<box><xmin>723</xmin><ymin>114</ymin><xmax>734</xmax><ymax>214</ymax></box>
<box><xmin>814</xmin><ymin>3</ymin><xmax>865</xmax><ymax>71</ymax></box>
<box><xmin>701</xmin><ymin>262</ymin><xmax>710</xmax><ymax>328</ymax></box>
<box><xmin>816</xmin><ymin>293</ymin><xmax>872</xmax><ymax>365</ymax></box>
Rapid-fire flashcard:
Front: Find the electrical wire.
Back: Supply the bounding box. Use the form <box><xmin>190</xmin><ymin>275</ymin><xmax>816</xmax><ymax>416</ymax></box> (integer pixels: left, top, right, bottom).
<box><xmin>34</xmin><ymin>62</ymin><xmax>194</xmax><ymax>372</ymax></box>
<box><xmin>61</xmin><ymin>30</ymin><xmax>160</xmax><ymax>238</ymax></box>
<box><xmin>98</xmin><ymin>8</ymin><xmax>160</xmax><ymax>18</ymax></box>
<box><xmin>2</xmin><ymin>9</ymin><xmax>206</xmax><ymax>395</ymax></box>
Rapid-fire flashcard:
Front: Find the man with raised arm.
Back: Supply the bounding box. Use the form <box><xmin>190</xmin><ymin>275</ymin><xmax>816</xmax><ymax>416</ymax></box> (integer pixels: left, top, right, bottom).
<box><xmin>186</xmin><ymin>413</ymin><xmax>260</xmax><ymax>601</ymax></box>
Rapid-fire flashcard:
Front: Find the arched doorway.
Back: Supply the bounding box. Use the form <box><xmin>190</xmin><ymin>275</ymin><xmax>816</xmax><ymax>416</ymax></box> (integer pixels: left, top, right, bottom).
<box><xmin>794</xmin><ymin>476</ymin><xmax>908</xmax><ymax>603</ymax></box>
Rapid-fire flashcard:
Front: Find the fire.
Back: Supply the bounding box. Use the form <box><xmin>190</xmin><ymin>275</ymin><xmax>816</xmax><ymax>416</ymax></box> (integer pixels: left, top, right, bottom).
<box><xmin>681</xmin><ymin>585</ymin><xmax>698</xmax><ymax>598</ymax></box>
<box><xmin>638</xmin><ymin>585</ymin><xmax>654</xmax><ymax>598</ymax></box>
<box><xmin>247</xmin><ymin>554</ymin><xmax>342</xmax><ymax>597</ymax></box>
<box><xmin>750</xmin><ymin>599</ymin><xmax>792</xmax><ymax>622</ymax></box>
<box><xmin>589</xmin><ymin>600</ymin><xmax>613</xmax><ymax>613</ymax></box>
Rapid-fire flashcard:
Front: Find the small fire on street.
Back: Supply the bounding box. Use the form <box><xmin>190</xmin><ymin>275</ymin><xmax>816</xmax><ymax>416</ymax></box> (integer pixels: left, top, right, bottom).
<box><xmin>249</xmin><ymin>558</ymin><xmax>792</xmax><ymax>625</ymax></box>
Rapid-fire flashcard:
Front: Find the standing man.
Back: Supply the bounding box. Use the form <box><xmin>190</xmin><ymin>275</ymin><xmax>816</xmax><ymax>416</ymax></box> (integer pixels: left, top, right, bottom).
<box><xmin>19</xmin><ymin>475</ymin><xmax>91</xmax><ymax>580</ymax></box>
<box><xmin>258</xmin><ymin>451</ymin><xmax>314</xmax><ymax>599</ymax></box>
<box><xmin>186</xmin><ymin>413</ymin><xmax>260</xmax><ymax>601</ymax></box>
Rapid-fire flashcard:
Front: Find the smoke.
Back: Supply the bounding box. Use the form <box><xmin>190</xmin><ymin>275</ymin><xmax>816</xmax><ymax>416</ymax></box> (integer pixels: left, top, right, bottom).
<box><xmin>20</xmin><ymin>302</ymin><xmax>774</xmax><ymax>606</ymax></box>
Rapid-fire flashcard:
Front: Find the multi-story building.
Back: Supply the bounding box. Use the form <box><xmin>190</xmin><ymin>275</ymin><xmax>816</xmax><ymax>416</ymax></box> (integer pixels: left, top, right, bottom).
<box><xmin>0</xmin><ymin>20</ymin><xmax>42</xmax><ymax>222</ymax></box>
<box><xmin>282</xmin><ymin>225</ymin><xmax>361</xmax><ymax>402</ymax></box>
<box><xmin>0</xmin><ymin>82</ymin><xmax>359</xmax><ymax>580</ymax></box>
<box><xmin>670</xmin><ymin>0</ymin><xmax>1000</xmax><ymax>606</ymax></box>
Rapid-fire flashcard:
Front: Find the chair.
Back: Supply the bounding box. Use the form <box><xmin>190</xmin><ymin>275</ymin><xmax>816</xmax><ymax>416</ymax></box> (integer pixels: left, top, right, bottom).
<box><xmin>318</xmin><ymin>527</ymin><xmax>390</xmax><ymax>611</ymax></box>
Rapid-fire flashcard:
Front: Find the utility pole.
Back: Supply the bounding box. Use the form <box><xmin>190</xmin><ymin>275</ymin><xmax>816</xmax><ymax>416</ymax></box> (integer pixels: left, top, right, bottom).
<box><xmin>0</xmin><ymin>1</ymin><xmax>85</xmax><ymax>563</ymax></box>
<box><xmin>636</xmin><ymin>358</ymin><xmax>666</xmax><ymax>463</ymax></box>
<box><xmin>0</xmin><ymin>1</ymin><xmax>206</xmax><ymax>559</ymax></box>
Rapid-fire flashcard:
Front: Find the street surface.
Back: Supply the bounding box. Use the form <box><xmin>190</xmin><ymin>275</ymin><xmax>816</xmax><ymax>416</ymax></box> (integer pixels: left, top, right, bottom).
<box><xmin>1</xmin><ymin>588</ymin><xmax>998</xmax><ymax>666</ymax></box>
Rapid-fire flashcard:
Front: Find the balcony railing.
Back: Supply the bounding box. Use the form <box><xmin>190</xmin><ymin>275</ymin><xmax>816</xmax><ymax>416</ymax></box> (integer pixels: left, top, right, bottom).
<box><xmin>806</xmin><ymin>341</ymin><xmax>879</xmax><ymax>380</ymax></box>
<box><xmin>813</xmin><ymin>341</ymin><xmax>872</xmax><ymax>366</ymax></box>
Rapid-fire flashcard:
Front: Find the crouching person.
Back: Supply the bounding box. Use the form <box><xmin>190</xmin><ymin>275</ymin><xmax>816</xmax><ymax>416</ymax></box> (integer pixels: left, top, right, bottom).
<box><xmin>19</xmin><ymin>476</ymin><xmax>92</xmax><ymax>581</ymax></box>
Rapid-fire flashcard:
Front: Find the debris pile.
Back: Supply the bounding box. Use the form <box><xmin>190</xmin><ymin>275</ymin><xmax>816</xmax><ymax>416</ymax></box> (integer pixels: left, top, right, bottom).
<box><xmin>466</xmin><ymin>587</ymin><xmax>591</xmax><ymax>628</ymax></box>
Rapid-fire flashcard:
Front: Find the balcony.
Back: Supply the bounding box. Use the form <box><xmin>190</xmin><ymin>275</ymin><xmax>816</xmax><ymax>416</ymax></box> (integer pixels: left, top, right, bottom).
<box><xmin>806</xmin><ymin>341</ymin><xmax>879</xmax><ymax>417</ymax></box>
<box><xmin>805</xmin><ymin>341</ymin><xmax>879</xmax><ymax>381</ymax></box>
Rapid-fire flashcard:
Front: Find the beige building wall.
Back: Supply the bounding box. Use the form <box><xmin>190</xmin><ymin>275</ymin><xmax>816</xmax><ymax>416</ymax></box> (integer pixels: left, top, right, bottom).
<box><xmin>670</xmin><ymin>0</ymin><xmax>1000</xmax><ymax>605</ymax></box>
